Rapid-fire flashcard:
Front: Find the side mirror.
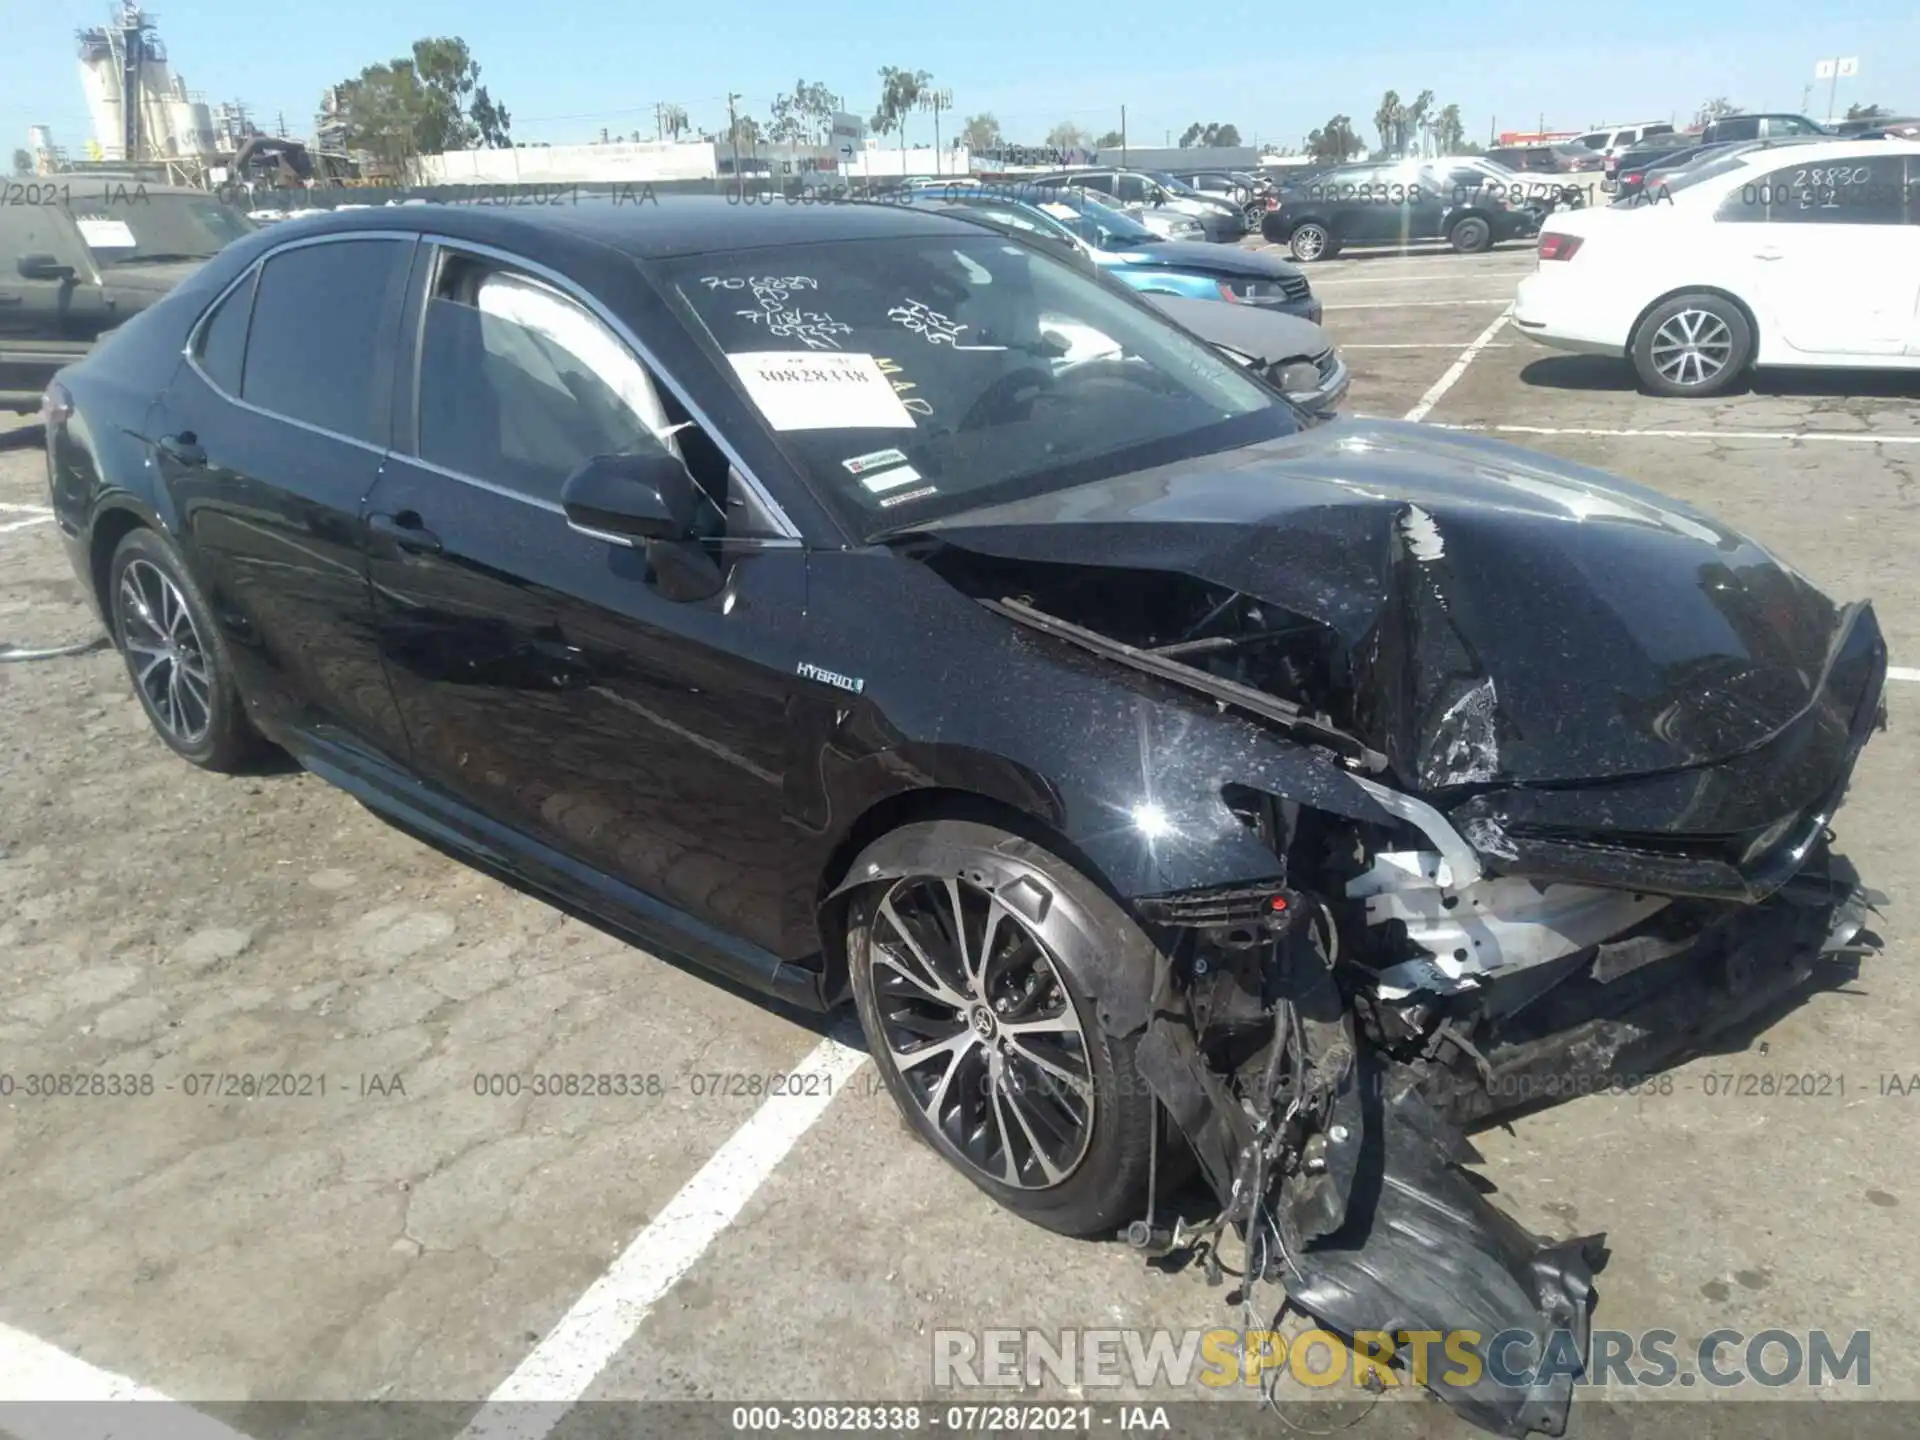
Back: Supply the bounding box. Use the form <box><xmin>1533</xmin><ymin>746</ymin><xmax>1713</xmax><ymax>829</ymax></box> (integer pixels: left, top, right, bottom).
<box><xmin>560</xmin><ymin>450</ymin><xmax>706</xmax><ymax>543</ymax></box>
<box><xmin>19</xmin><ymin>253</ymin><xmax>77</xmax><ymax>282</ymax></box>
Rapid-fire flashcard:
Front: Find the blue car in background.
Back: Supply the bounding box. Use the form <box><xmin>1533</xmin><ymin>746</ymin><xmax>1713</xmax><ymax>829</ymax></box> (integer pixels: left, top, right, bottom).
<box><xmin>900</xmin><ymin>182</ymin><xmax>1321</xmax><ymax>323</ymax></box>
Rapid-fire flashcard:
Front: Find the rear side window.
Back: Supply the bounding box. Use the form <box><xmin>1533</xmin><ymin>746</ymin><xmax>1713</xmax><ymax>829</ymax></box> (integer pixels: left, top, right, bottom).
<box><xmin>194</xmin><ymin>267</ymin><xmax>256</xmax><ymax>394</ymax></box>
<box><xmin>1716</xmin><ymin>152</ymin><xmax>1909</xmax><ymax>224</ymax></box>
<box><xmin>241</xmin><ymin>237</ymin><xmax>412</xmax><ymax>445</ymax></box>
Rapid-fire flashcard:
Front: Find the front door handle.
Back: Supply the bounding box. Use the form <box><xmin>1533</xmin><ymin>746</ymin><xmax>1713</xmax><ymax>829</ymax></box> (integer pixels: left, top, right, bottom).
<box><xmin>156</xmin><ymin>432</ymin><xmax>205</xmax><ymax>467</ymax></box>
<box><xmin>1754</xmin><ymin>247</ymin><xmax>1784</xmax><ymax>261</ymax></box>
<box><xmin>368</xmin><ymin>511</ymin><xmax>443</xmax><ymax>555</ymax></box>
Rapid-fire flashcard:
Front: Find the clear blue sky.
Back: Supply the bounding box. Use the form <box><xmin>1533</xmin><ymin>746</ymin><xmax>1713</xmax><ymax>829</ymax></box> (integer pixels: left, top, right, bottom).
<box><xmin>8</xmin><ymin>0</ymin><xmax>1920</xmax><ymax>155</ymax></box>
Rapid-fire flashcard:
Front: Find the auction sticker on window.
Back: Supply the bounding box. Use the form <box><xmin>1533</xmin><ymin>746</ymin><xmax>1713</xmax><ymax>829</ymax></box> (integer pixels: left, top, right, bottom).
<box><xmin>75</xmin><ymin>217</ymin><xmax>137</xmax><ymax>249</ymax></box>
<box><xmin>728</xmin><ymin>351</ymin><xmax>915</xmax><ymax>431</ymax></box>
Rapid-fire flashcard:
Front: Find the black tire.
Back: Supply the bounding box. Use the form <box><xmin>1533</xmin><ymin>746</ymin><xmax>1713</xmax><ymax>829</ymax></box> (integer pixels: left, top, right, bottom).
<box><xmin>846</xmin><ymin>820</ymin><xmax>1158</xmax><ymax>1238</ymax></box>
<box><xmin>1448</xmin><ymin>214</ymin><xmax>1493</xmax><ymax>253</ymax></box>
<box><xmin>1631</xmin><ymin>293</ymin><xmax>1752</xmax><ymax>398</ymax></box>
<box><xmin>107</xmin><ymin>527</ymin><xmax>265</xmax><ymax>771</ymax></box>
<box><xmin>1288</xmin><ymin>222</ymin><xmax>1336</xmax><ymax>262</ymax></box>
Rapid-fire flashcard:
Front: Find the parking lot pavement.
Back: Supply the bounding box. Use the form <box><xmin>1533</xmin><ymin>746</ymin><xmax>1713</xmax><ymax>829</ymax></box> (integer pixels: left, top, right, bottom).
<box><xmin>4</xmin><ymin>242</ymin><xmax>1920</xmax><ymax>1437</ymax></box>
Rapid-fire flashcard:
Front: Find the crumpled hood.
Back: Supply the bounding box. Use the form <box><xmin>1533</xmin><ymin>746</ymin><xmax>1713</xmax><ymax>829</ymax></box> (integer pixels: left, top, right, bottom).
<box><xmin>920</xmin><ymin>418</ymin><xmax>1851</xmax><ymax>789</ymax></box>
<box><xmin>1144</xmin><ymin>293</ymin><xmax>1328</xmax><ymax>363</ymax></box>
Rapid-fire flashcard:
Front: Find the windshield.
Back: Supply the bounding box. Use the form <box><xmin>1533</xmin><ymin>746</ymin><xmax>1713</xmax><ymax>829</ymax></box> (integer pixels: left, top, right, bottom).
<box><xmin>664</xmin><ymin>235</ymin><xmax>1293</xmax><ymax>536</ymax></box>
<box><xmin>73</xmin><ymin>192</ymin><xmax>255</xmax><ymax>266</ymax></box>
<box><xmin>1007</xmin><ymin>188</ymin><xmax>1158</xmax><ymax>249</ymax></box>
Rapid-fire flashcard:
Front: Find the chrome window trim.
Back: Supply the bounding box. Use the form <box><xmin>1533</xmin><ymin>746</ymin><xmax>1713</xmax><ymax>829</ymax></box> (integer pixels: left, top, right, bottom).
<box><xmin>418</xmin><ymin>232</ymin><xmax>803</xmax><ymax>542</ymax></box>
<box><xmin>180</xmin><ymin>229</ymin><xmax>415</xmax><ymax>457</ymax></box>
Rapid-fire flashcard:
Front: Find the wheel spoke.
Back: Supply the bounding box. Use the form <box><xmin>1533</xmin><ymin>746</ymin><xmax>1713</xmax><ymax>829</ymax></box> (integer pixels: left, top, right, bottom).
<box><xmin>1000</xmin><ymin>1012</ymin><xmax>1079</xmax><ymax>1037</ymax></box>
<box><xmin>875</xmin><ymin>894</ymin><xmax>969</xmax><ymax>1010</ymax></box>
<box><xmin>997</xmin><ymin>1071</ymin><xmax>1068</xmax><ymax>1186</ymax></box>
<box><xmin>986</xmin><ymin>1081</ymin><xmax>1020</xmax><ymax>1184</ymax></box>
<box><xmin>1005</xmin><ymin>1034</ymin><xmax>1092</xmax><ymax>1097</ymax></box>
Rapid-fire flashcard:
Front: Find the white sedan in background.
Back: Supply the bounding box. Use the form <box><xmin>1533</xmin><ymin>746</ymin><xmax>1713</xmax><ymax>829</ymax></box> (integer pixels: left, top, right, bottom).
<box><xmin>1514</xmin><ymin>139</ymin><xmax>1920</xmax><ymax>395</ymax></box>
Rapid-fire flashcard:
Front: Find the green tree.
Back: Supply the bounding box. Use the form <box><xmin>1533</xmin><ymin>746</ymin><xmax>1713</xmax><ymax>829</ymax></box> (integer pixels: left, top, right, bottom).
<box><xmin>1403</xmin><ymin>89</ymin><xmax>1433</xmax><ymax>153</ymax></box>
<box><xmin>1306</xmin><ymin>114</ymin><xmax>1364</xmax><ymax>163</ymax></box>
<box><xmin>872</xmin><ymin>66</ymin><xmax>932</xmax><ymax>151</ymax></box>
<box><xmin>1432</xmin><ymin>102</ymin><xmax>1466</xmax><ymax>155</ymax></box>
<box><xmin>1178</xmin><ymin>122</ymin><xmax>1242</xmax><ymax>147</ymax></box>
<box><xmin>331</xmin><ymin>36</ymin><xmax>511</xmax><ymax>166</ymax></box>
<box><xmin>1094</xmin><ymin>129</ymin><xmax>1124</xmax><ymax>147</ymax></box>
<box><xmin>1846</xmin><ymin>102</ymin><xmax>1890</xmax><ymax>121</ymax></box>
<box><xmin>1694</xmin><ymin>96</ymin><xmax>1737</xmax><ymax>127</ymax></box>
<box><xmin>1373</xmin><ymin>89</ymin><xmax>1404</xmax><ymax>156</ymax></box>
<box><xmin>1045</xmin><ymin>120</ymin><xmax>1089</xmax><ymax>150</ymax></box>
<box><xmin>11</xmin><ymin>148</ymin><xmax>32</xmax><ymax>175</ymax></box>
<box><xmin>959</xmin><ymin>112</ymin><xmax>1003</xmax><ymax>150</ymax></box>
<box><xmin>770</xmin><ymin>79</ymin><xmax>841</xmax><ymax>146</ymax></box>
<box><xmin>658</xmin><ymin>104</ymin><xmax>689</xmax><ymax>140</ymax></box>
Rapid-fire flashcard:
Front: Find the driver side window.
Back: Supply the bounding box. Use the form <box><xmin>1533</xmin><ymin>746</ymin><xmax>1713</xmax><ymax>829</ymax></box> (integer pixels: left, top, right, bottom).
<box><xmin>1116</xmin><ymin>174</ymin><xmax>1147</xmax><ymax>204</ymax></box>
<box><xmin>416</xmin><ymin>255</ymin><xmax>684</xmax><ymax>506</ymax></box>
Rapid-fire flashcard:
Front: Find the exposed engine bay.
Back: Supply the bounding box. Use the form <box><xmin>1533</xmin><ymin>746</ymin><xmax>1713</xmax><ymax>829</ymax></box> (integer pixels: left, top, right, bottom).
<box><xmin>916</xmin><ymin>525</ymin><xmax>1887</xmax><ymax>1437</ymax></box>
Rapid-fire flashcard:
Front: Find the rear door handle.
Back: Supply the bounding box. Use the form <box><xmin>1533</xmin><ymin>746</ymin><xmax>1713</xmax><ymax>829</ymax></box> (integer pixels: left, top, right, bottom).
<box><xmin>156</xmin><ymin>432</ymin><xmax>205</xmax><ymax>467</ymax></box>
<box><xmin>368</xmin><ymin>511</ymin><xmax>442</xmax><ymax>555</ymax></box>
<box><xmin>1754</xmin><ymin>247</ymin><xmax>1785</xmax><ymax>261</ymax></box>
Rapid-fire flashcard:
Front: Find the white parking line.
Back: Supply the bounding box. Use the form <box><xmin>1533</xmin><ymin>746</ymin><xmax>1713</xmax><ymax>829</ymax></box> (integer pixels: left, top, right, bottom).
<box><xmin>1314</xmin><ymin>273</ymin><xmax>1526</xmax><ymax>287</ymax></box>
<box><xmin>1434</xmin><ymin>423</ymin><xmax>1920</xmax><ymax>445</ymax></box>
<box><xmin>0</xmin><ymin>514</ymin><xmax>55</xmax><ymax>534</ymax></box>
<box><xmin>1403</xmin><ymin>306</ymin><xmax>1515</xmax><ymax>423</ymax></box>
<box><xmin>1890</xmin><ymin>668</ymin><xmax>1920</xmax><ymax>683</ymax></box>
<box><xmin>1323</xmin><ymin>299</ymin><xmax>1512</xmax><ymax>311</ymax></box>
<box><xmin>0</xmin><ymin>501</ymin><xmax>53</xmax><ymax>515</ymax></box>
<box><xmin>0</xmin><ymin>1322</ymin><xmax>258</xmax><ymax>1440</ymax></box>
<box><xmin>1345</xmin><ymin>342</ymin><xmax>1517</xmax><ymax>350</ymax></box>
<box><xmin>458</xmin><ymin>1031</ymin><xmax>868</xmax><ymax>1439</ymax></box>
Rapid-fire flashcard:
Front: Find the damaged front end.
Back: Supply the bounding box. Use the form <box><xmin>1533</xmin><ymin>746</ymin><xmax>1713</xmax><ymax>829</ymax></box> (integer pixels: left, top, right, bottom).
<box><xmin>903</xmin><ymin>427</ymin><xmax>1890</xmax><ymax>1435</ymax></box>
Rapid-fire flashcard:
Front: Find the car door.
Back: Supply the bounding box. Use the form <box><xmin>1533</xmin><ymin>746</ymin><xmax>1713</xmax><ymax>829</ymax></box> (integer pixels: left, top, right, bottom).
<box><xmin>1714</xmin><ymin>150</ymin><xmax>1918</xmax><ymax>357</ymax></box>
<box><xmin>364</xmin><ymin>241</ymin><xmax>807</xmax><ymax>959</ymax></box>
<box><xmin>0</xmin><ymin>205</ymin><xmax>113</xmax><ymax>390</ymax></box>
<box><xmin>151</xmin><ymin>231</ymin><xmax>415</xmax><ymax>755</ymax></box>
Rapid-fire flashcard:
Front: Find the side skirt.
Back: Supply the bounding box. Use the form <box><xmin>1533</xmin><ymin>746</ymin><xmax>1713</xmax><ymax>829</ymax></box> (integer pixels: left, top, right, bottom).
<box><xmin>279</xmin><ymin>722</ymin><xmax>831</xmax><ymax>1013</ymax></box>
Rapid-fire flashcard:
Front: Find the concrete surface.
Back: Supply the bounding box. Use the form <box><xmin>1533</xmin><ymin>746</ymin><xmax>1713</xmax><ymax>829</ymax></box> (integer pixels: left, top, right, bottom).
<box><xmin>0</xmin><ymin>237</ymin><xmax>1915</xmax><ymax>1438</ymax></box>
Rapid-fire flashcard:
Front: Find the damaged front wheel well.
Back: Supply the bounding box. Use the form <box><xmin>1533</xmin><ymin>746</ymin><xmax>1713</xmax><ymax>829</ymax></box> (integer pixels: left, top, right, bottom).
<box><xmin>812</xmin><ymin>787</ymin><xmax>1124</xmax><ymax>1009</ymax></box>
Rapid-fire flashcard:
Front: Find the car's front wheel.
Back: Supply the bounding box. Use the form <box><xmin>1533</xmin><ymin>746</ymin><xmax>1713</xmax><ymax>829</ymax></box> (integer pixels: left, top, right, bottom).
<box><xmin>107</xmin><ymin>527</ymin><xmax>265</xmax><ymax>771</ymax></box>
<box><xmin>1632</xmin><ymin>293</ymin><xmax>1752</xmax><ymax>397</ymax></box>
<box><xmin>845</xmin><ymin>820</ymin><xmax>1157</xmax><ymax>1237</ymax></box>
<box><xmin>1288</xmin><ymin>222</ymin><xmax>1337</xmax><ymax>262</ymax></box>
<box><xmin>1448</xmin><ymin>215</ymin><xmax>1493</xmax><ymax>253</ymax></box>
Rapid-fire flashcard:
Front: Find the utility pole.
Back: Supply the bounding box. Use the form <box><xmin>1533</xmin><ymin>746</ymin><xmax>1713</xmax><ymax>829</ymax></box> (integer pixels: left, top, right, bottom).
<box><xmin>727</xmin><ymin>92</ymin><xmax>741</xmax><ymax>192</ymax></box>
<box><xmin>1120</xmin><ymin>104</ymin><xmax>1127</xmax><ymax>166</ymax></box>
<box><xmin>655</xmin><ymin>102</ymin><xmax>662</xmax><ymax>141</ymax></box>
<box><xmin>917</xmin><ymin>88</ymin><xmax>952</xmax><ymax>175</ymax></box>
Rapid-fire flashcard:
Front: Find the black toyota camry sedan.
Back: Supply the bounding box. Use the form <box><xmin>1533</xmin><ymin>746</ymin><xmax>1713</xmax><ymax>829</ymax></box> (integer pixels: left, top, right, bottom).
<box><xmin>43</xmin><ymin>197</ymin><xmax>1884</xmax><ymax>1435</ymax></box>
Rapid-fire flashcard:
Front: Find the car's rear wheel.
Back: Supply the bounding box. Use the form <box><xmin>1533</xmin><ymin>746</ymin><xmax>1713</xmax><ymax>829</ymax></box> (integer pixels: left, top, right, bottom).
<box><xmin>845</xmin><ymin>820</ymin><xmax>1157</xmax><ymax>1237</ymax></box>
<box><xmin>1288</xmin><ymin>223</ymin><xmax>1336</xmax><ymax>262</ymax></box>
<box><xmin>1448</xmin><ymin>215</ymin><xmax>1493</xmax><ymax>253</ymax></box>
<box><xmin>107</xmin><ymin>528</ymin><xmax>264</xmax><ymax>771</ymax></box>
<box><xmin>1632</xmin><ymin>293</ymin><xmax>1751</xmax><ymax>397</ymax></box>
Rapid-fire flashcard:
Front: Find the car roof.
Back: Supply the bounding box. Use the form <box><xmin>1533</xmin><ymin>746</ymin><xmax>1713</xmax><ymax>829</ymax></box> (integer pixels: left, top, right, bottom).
<box><xmin>1721</xmin><ymin>136</ymin><xmax>1920</xmax><ymax>165</ymax></box>
<box><xmin>239</xmin><ymin>192</ymin><xmax>983</xmax><ymax>260</ymax></box>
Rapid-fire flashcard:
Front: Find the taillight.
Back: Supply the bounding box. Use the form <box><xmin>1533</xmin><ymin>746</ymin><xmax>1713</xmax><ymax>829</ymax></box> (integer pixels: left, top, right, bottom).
<box><xmin>1538</xmin><ymin>233</ymin><xmax>1583</xmax><ymax>261</ymax></box>
<box><xmin>40</xmin><ymin>381</ymin><xmax>73</xmax><ymax>430</ymax></box>
<box><xmin>1622</xmin><ymin>172</ymin><xmax>1643</xmax><ymax>186</ymax></box>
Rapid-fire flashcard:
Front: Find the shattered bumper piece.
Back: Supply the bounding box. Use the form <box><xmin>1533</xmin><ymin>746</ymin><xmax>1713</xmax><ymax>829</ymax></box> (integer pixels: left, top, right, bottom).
<box><xmin>1283</xmin><ymin>1063</ymin><xmax>1605</xmax><ymax>1439</ymax></box>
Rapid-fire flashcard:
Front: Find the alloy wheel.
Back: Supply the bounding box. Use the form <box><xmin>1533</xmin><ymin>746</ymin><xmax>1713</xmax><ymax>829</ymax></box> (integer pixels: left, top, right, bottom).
<box><xmin>1293</xmin><ymin>226</ymin><xmax>1327</xmax><ymax>261</ymax></box>
<box><xmin>868</xmin><ymin>874</ymin><xmax>1095</xmax><ymax>1189</ymax></box>
<box><xmin>1650</xmin><ymin>309</ymin><xmax>1733</xmax><ymax>388</ymax></box>
<box><xmin>117</xmin><ymin>558</ymin><xmax>213</xmax><ymax>746</ymax></box>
